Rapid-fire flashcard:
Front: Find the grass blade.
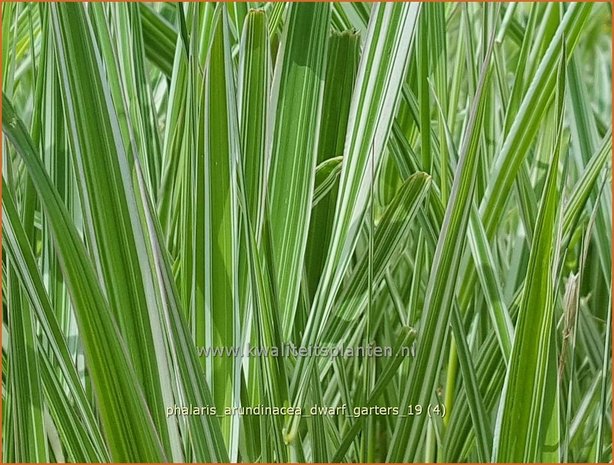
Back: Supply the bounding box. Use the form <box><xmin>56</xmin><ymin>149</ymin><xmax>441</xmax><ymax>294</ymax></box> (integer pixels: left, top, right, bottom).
<box><xmin>493</xmin><ymin>46</ymin><xmax>566</xmax><ymax>463</ymax></box>
<box><xmin>267</xmin><ymin>3</ymin><xmax>330</xmax><ymax>340</ymax></box>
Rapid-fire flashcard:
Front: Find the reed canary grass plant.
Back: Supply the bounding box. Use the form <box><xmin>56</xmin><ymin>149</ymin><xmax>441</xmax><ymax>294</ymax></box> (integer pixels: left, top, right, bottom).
<box><xmin>1</xmin><ymin>2</ymin><xmax>612</xmax><ymax>462</ymax></box>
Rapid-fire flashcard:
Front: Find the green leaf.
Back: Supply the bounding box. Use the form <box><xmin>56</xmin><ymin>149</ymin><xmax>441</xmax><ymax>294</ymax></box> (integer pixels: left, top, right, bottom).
<box><xmin>287</xmin><ymin>2</ymin><xmax>421</xmax><ymax>442</ymax></box>
<box><xmin>312</xmin><ymin>156</ymin><xmax>343</xmax><ymax>209</ymax></box>
<box><xmin>480</xmin><ymin>3</ymin><xmax>591</xmax><ymax>236</ymax></box>
<box><xmin>50</xmin><ymin>3</ymin><xmax>175</xmax><ymax>456</ymax></box>
<box><xmin>3</xmin><ymin>182</ymin><xmax>109</xmax><ymax>462</ymax></box>
<box><xmin>387</xmin><ymin>17</ymin><xmax>496</xmax><ymax>461</ymax></box>
<box><xmin>3</xmin><ymin>92</ymin><xmax>166</xmax><ymax>462</ymax></box>
<box><xmin>140</xmin><ymin>4</ymin><xmax>177</xmax><ymax>77</ymax></box>
<box><xmin>5</xmin><ymin>219</ymin><xmax>48</xmax><ymax>462</ymax></box>
<box><xmin>305</xmin><ymin>29</ymin><xmax>360</xmax><ymax>299</ymax></box>
<box><xmin>329</xmin><ymin>172</ymin><xmax>431</xmax><ymax>326</ymax></box>
<box><xmin>493</xmin><ymin>46</ymin><xmax>566</xmax><ymax>463</ymax></box>
<box><xmin>267</xmin><ymin>3</ymin><xmax>331</xmax><ymax>340</ymax></box>
<box><xmin>197</xmin><ymin>6</ymin><xmax>241</xmax><ymax>456</ymax></box>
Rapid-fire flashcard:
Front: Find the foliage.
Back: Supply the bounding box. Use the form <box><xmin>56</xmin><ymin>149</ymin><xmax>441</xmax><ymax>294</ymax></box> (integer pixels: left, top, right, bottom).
<box><xmin>2</xmin><ymin>3</ymin><xmax>612</xmax><ymax>462</ymax></box>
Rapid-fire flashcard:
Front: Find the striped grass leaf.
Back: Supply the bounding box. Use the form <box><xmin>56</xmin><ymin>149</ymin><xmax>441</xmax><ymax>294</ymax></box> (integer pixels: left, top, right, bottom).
<box><xmin>502</xmin><ymin>3</ymin><xmax>540</xmax><ymax>134</ymax></box>
<box><xmin>5</xmin><ymin>233</ymin><xmax>47</xmax><ymax>462</ymax></box>
<box><xmin>444</xmin><ymin>168</ymin><xmax>606</xmax><ymax>461</ymax></box>
<box><xmin>3</xmin><ymin>93</ymin><xmax>166</xmax><ymax>462</ymax></box>
<box><xmin>266</xmin><ymin>3</ymin><xmax>330</xmax><ymax>340</ymax></box>
<box><xmin>3</xmin><ymin>16</ymin><xmax>53</xmax><ymax>464</ymax></box>
<box><xmin>450</xmin><ymin>305</ymin><xmax>492</xmax><ymax>461</ymax></box>
<box><xmin>387</xmin><ymin>17</ymin><xmax>496</xmax><ymax>461</ymax></box>
<box><xmin>563</xmin><ymin>129</ymin><xmax>612</xmax><ymax>240</ymax></box>
<box><xmin>426</xmin><ymin>3</ymin><xmax>449</xmax><ymax>202</ymax></box>
<box><xmin>157</xmin><ymin>29</ymin><xmax>188</xmax><ymax>241</ymax></box>
<box><xmin>492</xmin><ymin>45</ymin><xmax>566</xmax><ymax>463</ymax></box>
<box><xmin>1</xmin><ymin>347</ymin><xmax>12</xmax><ymax>461</ymax></box>
<box><xmin>175</xmin><ymin>6</ymin><xmax>201</xmax><ymax>322</ymax></box>
<box><xmin>321</xmin><ymin>188</ymin><xmax>427</xmax><ymax>456</ymax></box>
<box><xmin>50</xmin><ymin>4</ymin><xmax>174</xmax><ymax>455</ymax></box>
<box><xmin>88</xmin><ymin>4</ymin><xmax>141</xmax><ymax>192</ymax></box>
<box><xmin>134</xmin><ymin>157</ymin><xmax>229</xmax><ymax>463</ymax></box>
<box><xmin>451</xmin><ymin>6</ymin><xmax>592</xmax><ymax>414</ymax></box>
<box><xmin>111</xmin><ymin>3</ymin><xmax>164</xmax><ymax>200</ymax></box>
<box><xmin>19</xmin><ymin>4</ymin><xmax>42</xmax><ymax>245</ymax></box>
<box><xmin>236</xmin><ymin>166</ymin><xmax>291</xmax><ymax>462</ymax></box>
<box><xmin>139</xmin><ymin>4</ymin><xmax>177</xmax><ymax>78</ymax></box>
<box><xmin>319</xmin><ymin>173</ymin><xmax>429</xmax><ymax>366</ymax></box>
<box><xmin>39</xmin><ymin>6</ymin><xmax>79</xmax><ymax>364</ymax></box>
<box><xmin>415</xmin><ymin>98</ymin><xmax>515</xmax><ymax>363</ymax></box>
<box><xmin>331</xmin><ymin>326</ymin><xmax>418</xmax><ymax>461</ymax></box>
<box><xmin>468</xmin><ymin>207</ymin><xmax>514</xmax><ymax>363</ymax></box>
<box><xmin>227</xmin><ymin>3</ymin><xmax>249</xmax><ymax>42</ymax></box>
<box><xmin>307</xmin><ymin>368</ymin><xmax>329</xmax><ymax>462</ymax></box>
<box><xmin>3</xmin><ymin>184</ymin><xmax>109</xmax><ymax>462</ymax></box>
<box><xmin>2</xmin><ymin>3</ymin><xmax>18</xmax><ymax>95</ymax></box>
<box><xmin>331</xmin><ymin>3</ymin><xmax>369</xmax><ymax>34</ymax></box>
<box><xmin>198</xmin><ymin>6</ymin><xmax>241</xmax><ymax>456</ymax></box>
<box><xmin>569</xmin><ymin>372</ymin><xmax>604</xmax><ymax>450</ymax></box>
<box><xmin>561</xmin><ymin>169</ymin><xmax>606</xmax><ymax>461</ymax></box>
<box><xmin>2</xmin><ymin>4</ymin><xmax>611</xmax><ymax>462</ymax></box>
<box><xmin>236</xmin><ymin>9</ymin><xmax>270</xmax><ymax>460</ymax></box>
<box><xmin>417</xmin><ymin>9</ymin><xmax>431</xmax><ymax>173</ymax></box>
<box><xmin>443</xmin><ymin>298</ymin><xmax>522</xmax><ymax>461</ymax></box>
<box><xmin>238</xmin><ymin>8</ymin><xmax>269</xmax><ymax>258</ymax></box>
<box><xmin>566</xmin><ymin>53</ymin><xmax>611</xmax><ymax>280</ymax></box>
<box><xmin>595</xmin><ymin>289</ymin><xmax>612</xmax><ymax>461</ymax></box>
<box><xmin>329</xmin><ymin>172</ymin><xmax>431</xmax><ymax>326</ymax></box>
<box><xmin>286</xmin><ymin>2</ymin><xmax>420</xmax><ymax>442</ymax></box>
<box><xmin>305</xmin><ymin>29</ymin><xmax>359</xmax><ymax>300</ymax></box>
<box><xmin>480</xmin><ymin>3</ymin><xmax>591</xmax><ymax>236</ymax></box>
<box><xmin>312</xmin><ymin>156</ymin><xmax>343</xmax><ymax>209</ymax></box>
